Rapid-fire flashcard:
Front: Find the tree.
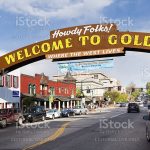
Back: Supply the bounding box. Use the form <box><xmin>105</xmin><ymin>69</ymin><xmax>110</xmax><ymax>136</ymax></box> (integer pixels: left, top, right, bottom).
<box><xmin>76</xmin><ymin>88</ymin><xmax>84</xmax><ymax>98</ymax></box>
<box><xmin>104</xmin><ymin>90</ymin><xmax>119</xmax><ymax>103</ymax></box>
<box><xmin>146</xmin><ymin>82</ymin><xmax>150</xmax><ymax>90</ymax></box>
<box><xmin>116</xmin><ymin>93</ymin><xmax>128</xmax><ymax>103</ymax></box>
<box><xmin>131</xmin><ymin>89</ymin><xmax>140</xmax><ymax>100</ymax></box>
<box><xmin>126</xmin><ymin>82</ymin><xmax>136</xmax><ymax>94</ymax></box>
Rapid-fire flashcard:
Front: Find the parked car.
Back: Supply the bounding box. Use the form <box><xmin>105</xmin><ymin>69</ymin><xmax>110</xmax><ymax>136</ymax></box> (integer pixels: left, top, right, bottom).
<box><xmin>61</xmin><ymin>108</ymin><xmax>75</xmax><ymax>117</ymax></box>
<box><xmin>143</xmin><ymin>114</ymin><xmax>150</xmax><ymax>142</ymax></box>
<box><xmin>120</xmin><ymin>102</ymin><xmax>127</xmax><ymax>107</ymax></box>
<box><xmin>73</xmin><ymin>106</ymin><xmax>88</xmax><ymax>115</ymax></box>
<box><xmin>127</xmin><ymin>103</ymin><xmax>140</xmax><ymax>113</ymax></box>
<box><xmin>23</xmin><ymin>106</ymin><xmax>46</xmax><ymax>123</ymax></box>
<box><xmin>46</xmin><ymin>109</ymin><xmax>61</xmax><ymax>119</ymax></box>
<box><xmin>0</xmin><ymin>108</ymin><xmax>24</xmax><ymax>128</ymax></box>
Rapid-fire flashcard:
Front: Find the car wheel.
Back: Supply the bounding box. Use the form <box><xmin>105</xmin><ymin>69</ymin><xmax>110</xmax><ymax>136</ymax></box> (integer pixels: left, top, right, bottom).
<box><xmin>1</xmin><ymin>119</ymin><xmax>7</xmax><ymax>128</ymax></box>
<box><xmin>42</xmin><ymin>116</ymin><xmax>45</xmax><ymax>121</ymax></box>
<box><xmin>52</xmin><ymin>115</ymin><xmax>55</xmax><ymax>120</ymax></box>
<box><xmin>18</xmin><ymin>117</ymin><xmax>23</xmax><ymax>126</ymax></box>
<box><xmin>146</xmin><ymin>127</ymin><xmax>150</xmax><ymax>142</ymax></box>
<box><xmin>79</xmin><ymin>111</ymin><xmax>82</xmax><ymax>115</ymax></box>
<box><xmin>128</xmin><ymin>110</ymin><xmax>130</xmax><ymax>113</ymax></box>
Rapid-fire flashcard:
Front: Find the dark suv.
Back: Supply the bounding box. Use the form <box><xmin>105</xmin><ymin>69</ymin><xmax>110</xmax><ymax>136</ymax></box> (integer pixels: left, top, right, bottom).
<box><xmin>127</xmin><ymin>103</ymin><xmax>140</xmax><ymax>113</ymax></box>
<box><xmin>0</xmin><ymin>108</ymin><xmax>24</xmax><ymax>128</ymax></box>
<box><xmin>23</xmin><ymin>106</ymin><xmax>46</xmax><ymax>123</ymax></box>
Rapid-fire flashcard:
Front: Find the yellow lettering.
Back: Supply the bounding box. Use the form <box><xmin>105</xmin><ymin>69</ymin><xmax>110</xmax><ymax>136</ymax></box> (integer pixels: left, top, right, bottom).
<box><xmin>108</xmin><ymin>34</ymin><xmax>117</xmax><ymax>45</ymax></box>
<box><xmin>65</xmin><ymin>38</ymin><xmax>72</xmax><ymax>48</ymax></box>
<box><xmin>143</xmin><ymin>36</ymin><xmax>150</xmax><ymax>47</ymax></box>
<box><xmin>41</xmin><ymin>43</ymin><xmax>51</xmax><ymax>53</ymax></box>
<box><xmin>17</xmin><ymin>50</ymin><xmax>24</xmax><ymax>60</ymax></box>
<box><xmin>4</xmin><ymin>54</ymin><xmax>16</xmax><ymax>65</ymax></box>
<box><xmin>121</xmin><ymin>34</ymin><xmax>132</xmax><ymax>45</ymax></box>
<box><xmin>52</xmin><ymin>40</ymin><xmax>64</xmax><ymax>51</ymax></box>
<box><xmin>32</xmin><ymin>45</ymin><xmax>40</xmax><ymax>55</ymax></box>
<box><xmin>24</xmin><ymin>48</ymin><xmax>32</xmax><ymax>57</ymax></box>
<box><xmin>90</xmin><ymin>35</ymin><xmax>100</xmax><ymax>45</ymax></box>
<box><xmin>134</xmin><ymin>35</ymin><xmax>142</xmax><ymax>46</ymax></box>
<box><xmin>79</xmin><ymin>36</ymin><xmax>89</xmax><ymax>45</ymax></box>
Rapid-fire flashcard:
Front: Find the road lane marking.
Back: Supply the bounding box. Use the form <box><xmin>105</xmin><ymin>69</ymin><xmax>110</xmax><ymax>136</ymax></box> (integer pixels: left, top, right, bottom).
<box><xmin>23</xmin><ymin>122</ymin><xmax>69</xmax><ymax>150</ymax></box>
<box><xmin>110</xmin><ymin>112</ymin><xmax>126</xmax><ymax>118</ymax></box>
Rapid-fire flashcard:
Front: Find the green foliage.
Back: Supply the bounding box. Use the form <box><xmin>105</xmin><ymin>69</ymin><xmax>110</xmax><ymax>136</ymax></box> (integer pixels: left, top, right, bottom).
<box><xmin>23</xmin><ymin>97</ymin><xmax>35</xmax><ymax>107</ymax></box>
<box><xmin>131</xmin><ymin>89</ymin><xmax>140</xmax><ymax>99</ymax></box>
<box><xmin>76</xmin><ymin>88</ymin><xmax>84</xmax><ymax>98</ymax></box>
<box><xmin>146</xmin><ymin>82</ymin><xmax>150</xmax><ymax>90</ymax></box>
<box><xmin>104</xmin><ymin>91</ymin><xmax>128</xmax><ymax>103</ymax></box>
<box><xmin>146</xmin><ymin>89</ymin><xmax>150</xmax><ymax>95</ymax></box>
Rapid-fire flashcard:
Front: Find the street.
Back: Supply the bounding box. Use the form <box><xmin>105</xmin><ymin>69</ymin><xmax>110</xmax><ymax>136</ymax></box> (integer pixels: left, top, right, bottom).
<box><xmin>0</xmin><ymin>107</ymin><xmax>149</xmax><ymax>150</ymax></box>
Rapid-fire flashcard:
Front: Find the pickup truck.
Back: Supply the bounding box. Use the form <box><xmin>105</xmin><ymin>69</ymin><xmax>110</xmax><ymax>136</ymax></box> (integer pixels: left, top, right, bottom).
<box><xmin>73</xmin><ymin>106</ymin><xmax>88</xmax><ymax>115</ymax></box>
<box><xmin>0</xmin><ymin>108</ymin><xmax>24</xmax><ymax>128</ymax></box>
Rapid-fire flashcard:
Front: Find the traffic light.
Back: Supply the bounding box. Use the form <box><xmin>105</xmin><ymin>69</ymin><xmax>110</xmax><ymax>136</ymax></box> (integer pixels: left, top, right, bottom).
<box><xmin>87</xmin><ymin>89</ymin><xmax>90</xmax><ymax>93</ymax></box>
<box><xmin>132</xmin><ymin>88</ymin><xmax>135</xmax><ymax>92</ymax></box>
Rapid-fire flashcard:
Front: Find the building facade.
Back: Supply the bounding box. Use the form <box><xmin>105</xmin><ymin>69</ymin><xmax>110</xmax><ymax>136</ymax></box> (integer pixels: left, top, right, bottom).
<box><xmin>21</xmin><ymin>73</ymin><xmax>77</xmax><ymax>110</ymax></box>
<box><xmin>0</xmin><ymin>69</ymin><xmax>20</xmax><ymax>109</ymax></box>
<box><xmin>53</xmin><ymin>72</ymin><xmax>125</xmax><ymax>106</ymax></box>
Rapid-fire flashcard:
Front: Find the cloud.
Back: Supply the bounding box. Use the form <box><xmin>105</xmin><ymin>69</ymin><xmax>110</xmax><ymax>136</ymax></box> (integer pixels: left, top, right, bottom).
<box><xmin>0</xmin><ymin>0</ymin><xmax>113</xmax><ymax>19</ymax></box>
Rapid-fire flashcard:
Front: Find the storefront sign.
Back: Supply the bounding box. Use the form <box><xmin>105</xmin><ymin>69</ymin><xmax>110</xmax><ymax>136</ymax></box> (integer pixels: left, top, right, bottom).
<box><xmin>1</xmin><ymin>23</ymin><xmax>150</xmax><ymax>73</ymax></box>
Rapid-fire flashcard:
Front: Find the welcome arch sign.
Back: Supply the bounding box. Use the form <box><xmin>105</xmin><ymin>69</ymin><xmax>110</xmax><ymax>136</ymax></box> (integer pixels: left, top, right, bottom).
<box><xmin>1</xmin><ymin>23</ymin><xmax>150</xmax><ymax>74</ymax></box>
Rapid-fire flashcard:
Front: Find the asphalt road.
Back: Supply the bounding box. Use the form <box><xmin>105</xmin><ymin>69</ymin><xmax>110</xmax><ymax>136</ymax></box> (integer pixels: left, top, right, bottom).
<box><xmin>0</xmin><ymin>107</ymin><xmax>149</xmax><ymax>150</ymax></box>
<box><xmin>35</xmin><ymin>108</ymin><xmax>150</xmax><ymax>150</ymax></box>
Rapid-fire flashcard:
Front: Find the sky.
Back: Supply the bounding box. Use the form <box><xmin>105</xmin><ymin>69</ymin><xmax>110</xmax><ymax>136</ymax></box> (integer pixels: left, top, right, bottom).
<box><xmin>0</xmin><ymin>0</ymin><xmax>150</xmax><ymax>87</ymax></box>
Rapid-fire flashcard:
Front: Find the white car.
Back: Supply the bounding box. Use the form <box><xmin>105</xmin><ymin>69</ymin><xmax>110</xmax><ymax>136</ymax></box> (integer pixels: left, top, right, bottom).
<box><xmin>73</xmin><ymin>106</ymin><xmax>88</xmax><ymax>115</ymax></box>
<box><xmin>46</xmin><ymin>109</ymin><xmax>61</xmax><ymax>119</ymax></box>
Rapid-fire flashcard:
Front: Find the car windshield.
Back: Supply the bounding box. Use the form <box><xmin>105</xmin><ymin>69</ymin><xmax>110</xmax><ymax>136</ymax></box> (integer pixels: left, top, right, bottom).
<box><xmin>129</xmin><ymin>103</ymin><xmax>137</xmax><ymax>106</ymax></box>
<box><xmin>28</xmin><ymin>107</ymin><xmax>36</xmax><ymax>113</ymax></box>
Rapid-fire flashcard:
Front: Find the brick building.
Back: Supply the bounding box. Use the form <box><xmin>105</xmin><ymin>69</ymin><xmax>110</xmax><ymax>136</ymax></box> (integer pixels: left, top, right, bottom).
<box><xmin>20</xmin><ymin>73</ymin><xmax>79</xmax><ymax>110</ymax></box>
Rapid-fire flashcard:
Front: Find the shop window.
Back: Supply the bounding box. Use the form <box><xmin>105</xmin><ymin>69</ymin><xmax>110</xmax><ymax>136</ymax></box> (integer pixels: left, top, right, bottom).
<box><xmin>0</xmin><ymin>76</ymin><xmax>3</xmax><ymax>86</ymax></box>
<box><xmin>6</xmin><ymin>75</ymin><xmax>11</xmax><ymax>88</ymax></box>
<box><xmin>13</xmin><ymin>76</ymin><xmax>18</xmax><ymax>88</ymax></box>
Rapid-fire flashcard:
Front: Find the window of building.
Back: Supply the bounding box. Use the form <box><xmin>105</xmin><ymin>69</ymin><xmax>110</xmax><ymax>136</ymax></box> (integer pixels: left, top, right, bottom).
<box><xmin>0</xmin><ymin>76</ymin><xmax>3</xmax><ymax>86</ymax></box>
<box><xmin>50</xmin><ymin>87</ymin><xmax>55</xmax><ymax>96</ymax></box>
<box><xmin>94</xmin><ymin>74</ymin><xmax>98</xmax><ymax>79</ymax></box>
<box><xmin>59</xmin><ymin>87</ymin><xmax>61</xmax><ymax>93</ymax></box>
<box><xmin>64</xmin><ymin>88</ymin><xmax>67</xmax><ymax>94</ymax></box>
<box><xmin>13</xmin><ymin>76</ymin><xmax>18</xmax><ymax>88</ymax></box>
<box><xmin>6</xmin><ymin>75</ymin><xmax>11</xmax><ymax>87</ymax></box>
<box><xmin>33</xmin><ymin>85</ymin><xmax>36</xmax><ymax>94</ymax></box>
<box><xmin>28</xmin><ymin>84</ymin><xmax>32</xmax><ymax>94</ymax></box>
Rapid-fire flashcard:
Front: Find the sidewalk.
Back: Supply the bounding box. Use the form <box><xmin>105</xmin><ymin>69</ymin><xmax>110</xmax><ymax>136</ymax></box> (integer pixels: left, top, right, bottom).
<box><xmin>89</xmin><ymin>106</ymin><xmax>117</xmax><ymax>114</ymax></box>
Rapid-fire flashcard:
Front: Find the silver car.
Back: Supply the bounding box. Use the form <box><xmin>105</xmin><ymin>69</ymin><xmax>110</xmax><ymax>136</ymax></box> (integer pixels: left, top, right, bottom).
<box><xmin>46</xmin><ymin>109</ymin><xmax>61</xmax><ymax>119</ymax></box>
<box><xmin>73</xmin><ymin>106</ymin><xmax>88</xmax><ymax>115</ymax></box>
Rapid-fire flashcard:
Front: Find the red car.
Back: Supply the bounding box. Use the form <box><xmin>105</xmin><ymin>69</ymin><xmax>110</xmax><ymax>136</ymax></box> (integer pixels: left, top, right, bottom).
<box><xmin>0</xmin><ymin>108</ymin><xmax>24</xmax><ymax>128</ymax></box>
